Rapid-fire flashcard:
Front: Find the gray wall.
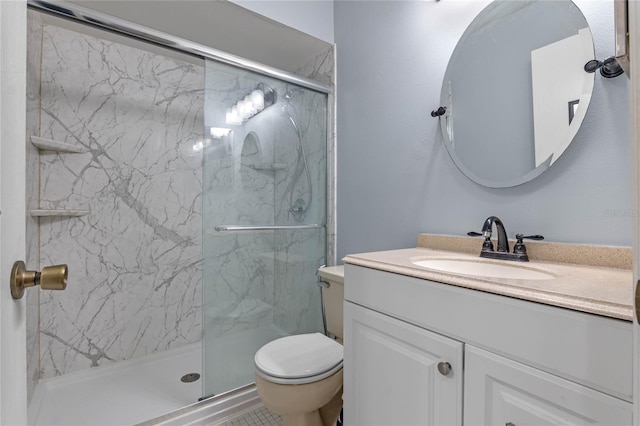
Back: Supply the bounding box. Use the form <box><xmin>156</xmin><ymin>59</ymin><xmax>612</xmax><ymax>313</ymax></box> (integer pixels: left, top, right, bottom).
<box><xmin>230</xmin><ymin>0</ymin><xmax>334</xmax><ymax>43</ymax></box>
<box><xmin>335</xmin><ymin>0</ymin><xmax>631</xmax><ymax>261</ymax></box>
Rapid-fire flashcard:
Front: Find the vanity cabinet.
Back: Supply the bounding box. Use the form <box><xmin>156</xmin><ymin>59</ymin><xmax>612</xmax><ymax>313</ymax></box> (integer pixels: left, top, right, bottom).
<box><xmin>344</xmin><ymin>302</ymin><xmax>463</xmax><ymax>426</ymax></box>
<box><xmin>343</xmin><ymin>264</ymin><xmax>634</xmax><ymax>426</ymax></box>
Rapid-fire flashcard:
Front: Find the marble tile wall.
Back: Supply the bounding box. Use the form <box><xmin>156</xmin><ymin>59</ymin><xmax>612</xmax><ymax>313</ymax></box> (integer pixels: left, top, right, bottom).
<box><xmin>202</xmin><ymin>59</ymin><xmax>329</xmax><ymax>336</ymax></box>
<box><xmin>202</xmin><ymin>64</ymin><xmax>278</xmax><ymax>341</ymax></box>
<box><xmin>201</xmin><ymin>55</ymin><xmax>330</xmax><ymax>393</ymax></box>
<box><xmin>294</xmin><ymin>46</ymin><xmax>336</xmax><ymax>265</ymax></box>
<box><xmin>274</xmin><ymin>45</ymin><xmax>334</xmax><ymax>333</ymax></box>
<box><xmin>29</xmin><ymin>20</ymin><xmax>334</xmax><ymax>388</ymax></box>
<box><xmin>272</xmin><ymin>83</ymin><xmax>328</xmax><ymax>335</ymax></box>
<box><xmin>37</xmin><ymin>24</ymin><xmax>204</xmax><ymax>379</ymax></box>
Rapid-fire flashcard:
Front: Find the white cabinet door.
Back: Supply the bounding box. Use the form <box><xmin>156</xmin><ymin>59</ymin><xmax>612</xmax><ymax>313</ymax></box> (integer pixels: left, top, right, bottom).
<box><xmin>344</xmin><ymin>301</ymin><xmax>463</xmax><ymax>426</ymax></box>
<box><xmin>464</xmin><ymin>345</ymin><xmax>632</xmax><ymax>426</ymax></box>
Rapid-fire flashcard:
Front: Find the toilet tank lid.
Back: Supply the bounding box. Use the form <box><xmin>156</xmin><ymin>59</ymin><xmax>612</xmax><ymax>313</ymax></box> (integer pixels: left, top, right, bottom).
<box><xmin>317</xmin><ymin>266</ymin><xmax>344</xmax><ymax>284</ymax></box>
<box><xmin>254</xmin><ymin>333</ymin><xmax>343</xmax><ymax>379</ymax></box>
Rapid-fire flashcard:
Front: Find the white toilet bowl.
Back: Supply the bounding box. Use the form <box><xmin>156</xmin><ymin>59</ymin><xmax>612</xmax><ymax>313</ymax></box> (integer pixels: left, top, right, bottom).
<box><xmin>254</xmin><ymin>333</ymin><xmax>343</xmax><ymax>426</ymax></box>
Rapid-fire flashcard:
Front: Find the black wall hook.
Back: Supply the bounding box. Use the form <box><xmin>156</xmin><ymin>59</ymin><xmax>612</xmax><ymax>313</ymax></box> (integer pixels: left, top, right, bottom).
<box><xmin>431</xmin><ymin>106</ymin><xmax>446</xmax><ymax>117</ymax></box>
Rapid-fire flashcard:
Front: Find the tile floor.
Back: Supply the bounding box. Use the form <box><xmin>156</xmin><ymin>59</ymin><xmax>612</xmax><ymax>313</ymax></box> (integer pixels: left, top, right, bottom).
<box><xmin>219</xmin><ymin>405</ymin><xmax>282</xmax><ymax>426</ymax></box>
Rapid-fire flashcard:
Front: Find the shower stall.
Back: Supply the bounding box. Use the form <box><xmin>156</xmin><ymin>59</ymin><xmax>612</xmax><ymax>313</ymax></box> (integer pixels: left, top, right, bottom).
<box><xmin>25</xmin><ymin>4</ymin><xmax>332</xmax><ymax>425</ymax></box>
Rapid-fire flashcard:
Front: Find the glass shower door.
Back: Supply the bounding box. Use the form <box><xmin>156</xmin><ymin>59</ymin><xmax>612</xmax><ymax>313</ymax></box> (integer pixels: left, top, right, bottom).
<box><xmin>202</xmin><ymin>59</ymin><xmax>327</xmax><ymax>396</ymax></box>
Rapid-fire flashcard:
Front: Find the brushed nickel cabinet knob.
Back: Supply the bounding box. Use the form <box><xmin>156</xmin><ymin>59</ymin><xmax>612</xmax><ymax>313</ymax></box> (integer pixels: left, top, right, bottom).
<box><xmin>437</xmin><ymin>361</ymin><xmax>452</xmax><ymax>376</ymax></box>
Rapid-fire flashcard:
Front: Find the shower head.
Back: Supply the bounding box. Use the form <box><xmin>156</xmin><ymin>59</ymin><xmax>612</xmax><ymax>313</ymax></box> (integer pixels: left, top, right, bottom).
<box><xmin>281</xmin><ymin>87</ymin><xmax>305</xmax><ymax>113</ymax></box>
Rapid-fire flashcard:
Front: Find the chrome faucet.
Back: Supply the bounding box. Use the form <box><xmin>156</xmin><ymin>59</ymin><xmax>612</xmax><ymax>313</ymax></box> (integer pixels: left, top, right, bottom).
<box><xmin>468</xmin><ymin>216</ymin><xmax>543</xmax><ymax>262</ymax></box>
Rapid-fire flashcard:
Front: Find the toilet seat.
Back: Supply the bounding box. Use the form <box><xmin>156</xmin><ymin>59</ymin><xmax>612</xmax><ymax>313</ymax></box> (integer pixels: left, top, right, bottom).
<box><xmin>255</xmin><ymin>333</ymin><xmax>343</xmax><ymax>385</ymax></box>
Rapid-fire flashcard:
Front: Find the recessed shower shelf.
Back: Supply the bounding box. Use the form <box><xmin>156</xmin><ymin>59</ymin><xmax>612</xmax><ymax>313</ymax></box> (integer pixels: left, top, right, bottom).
<box><xmin>249</xmin><ymin>163</ymin><xmax>287</xmax><ymax>171</ymax></box>
<box><xmin>30</xmin><ymin>136</ymin><xmax>87</xmax><ymax>153</ymax></box>
<box><xmin>30</xmin><ymin>209</ymin><xmax>90</xmax><ymax>217</ymax></box>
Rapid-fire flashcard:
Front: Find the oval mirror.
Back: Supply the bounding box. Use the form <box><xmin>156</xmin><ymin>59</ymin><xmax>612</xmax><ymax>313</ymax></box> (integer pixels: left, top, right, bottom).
<box><xmin>439</xmin><ymin>0</ymin><xmax>595</xmax><ymax>188</ymax></box>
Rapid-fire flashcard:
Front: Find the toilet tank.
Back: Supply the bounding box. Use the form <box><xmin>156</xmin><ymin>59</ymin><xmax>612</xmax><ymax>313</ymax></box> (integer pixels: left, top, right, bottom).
<box><xmin>317</xmin><ymin>265</ymin><xmax>345</xmax><ymax>342</ymax></box>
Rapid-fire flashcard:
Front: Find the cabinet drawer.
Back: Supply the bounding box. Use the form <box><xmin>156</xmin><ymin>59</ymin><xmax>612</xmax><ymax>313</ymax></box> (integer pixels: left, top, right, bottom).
<box><xmin>464</xmin><ymin>345</ymin><xmax>632</xmax><ymax>425</ymax></box>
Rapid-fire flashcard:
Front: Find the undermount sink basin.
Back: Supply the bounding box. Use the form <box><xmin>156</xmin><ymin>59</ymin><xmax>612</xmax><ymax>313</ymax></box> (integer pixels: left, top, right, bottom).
<box><xmin>411</xmin><ymin>258</ymin><xmax>555</xmax><ymax>281</ymax></box>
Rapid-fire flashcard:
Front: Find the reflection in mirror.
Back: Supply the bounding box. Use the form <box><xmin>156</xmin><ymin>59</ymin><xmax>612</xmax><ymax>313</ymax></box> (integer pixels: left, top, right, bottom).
<box><xmin>439</xmin><ymin>0</ymin><xmax>595</xmax><ymax>188</ymax></box>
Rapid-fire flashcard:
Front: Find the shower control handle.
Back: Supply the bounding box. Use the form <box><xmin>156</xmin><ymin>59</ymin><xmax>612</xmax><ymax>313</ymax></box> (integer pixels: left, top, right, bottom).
<box><xmin>437</xmin><ymin>361</ymin><xmax>452</xmax><ymax>376</ymax></box>
<box><xmin>10</xmin><ymin>261</ymin><xmax>68</xmax><ymax>299</ymax></box>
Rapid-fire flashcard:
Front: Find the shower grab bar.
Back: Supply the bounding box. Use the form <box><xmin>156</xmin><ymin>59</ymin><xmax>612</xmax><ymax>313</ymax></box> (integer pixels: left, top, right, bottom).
<box><xmin>214</xmin><ymin>224</ymin><xmax>325</xmax><ymax>232</ymax></box>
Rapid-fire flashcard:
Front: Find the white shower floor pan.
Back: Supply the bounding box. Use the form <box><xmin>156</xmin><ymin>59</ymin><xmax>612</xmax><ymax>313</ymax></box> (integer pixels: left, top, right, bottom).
<box><xmin>29</xmin><ymin>342</ymin><xmax>202</xmax><ymax>426</ymax></box>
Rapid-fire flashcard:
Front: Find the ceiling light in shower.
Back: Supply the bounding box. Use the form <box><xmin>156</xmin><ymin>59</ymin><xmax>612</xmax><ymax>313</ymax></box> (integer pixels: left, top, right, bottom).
<box><xmin>251</xmin><ymin>89</ymin><xmax>265</xmax><ymax>110</ymax></box>
<box><xmin>192</xmin><ymin>139</ymin><xmax>206</xmax><ymax>153</ymax></box>
<box><xmin>210</xmin><ymin>127</ymin><xmax>232</xmax><ymax>139</ymax></box>
<box><xmin>226</xmin><ymin>83</ymin><xmax>276</xmax><ymax>125</ymax></box>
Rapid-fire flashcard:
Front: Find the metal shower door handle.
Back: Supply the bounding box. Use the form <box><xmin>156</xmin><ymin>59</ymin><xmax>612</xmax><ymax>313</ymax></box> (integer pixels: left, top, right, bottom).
<box><xmin>10</xmin><ymin>261</ymin><xmax>68</xmax><ymax>299</ymax></box>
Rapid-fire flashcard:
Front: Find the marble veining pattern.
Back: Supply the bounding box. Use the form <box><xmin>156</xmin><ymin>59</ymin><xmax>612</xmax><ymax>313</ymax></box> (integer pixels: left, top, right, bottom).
<box><xmin>31</xmin><ymin>21</ymin><xmax>333</xmax><ymax>388</ymax></box>
<box><xmin>38</xmin><ymin>24</ymin><xmax>204</xmax><ymax>379</ymax></box>
<box><xmin>202</xmin><ymin>60</ymin><xmax>327</xmax><ymax>394</ymax></box>
<box><xmin>295</xmin><ymin>46</ymin><xmax>336</xmax><ymax>265</ymax></box>
<box><xmin>202</xmin><ymin>60</ymin><xmax>327</xmax><ymax>335</ymax></box>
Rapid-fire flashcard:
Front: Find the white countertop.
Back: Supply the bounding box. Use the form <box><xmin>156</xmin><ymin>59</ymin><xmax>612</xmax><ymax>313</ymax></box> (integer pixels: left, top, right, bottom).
<box><xmin>343</xmin><ymin>246</ymin><xmax>634</xmax><ymax>321</ymax></box>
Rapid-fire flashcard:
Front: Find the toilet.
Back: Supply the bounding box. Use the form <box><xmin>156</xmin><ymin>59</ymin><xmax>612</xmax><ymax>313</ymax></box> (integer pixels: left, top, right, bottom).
<box><xmin>254</xmin><ymin>266</ymin><xmax>345</xmax><ymax>426</ymax></box>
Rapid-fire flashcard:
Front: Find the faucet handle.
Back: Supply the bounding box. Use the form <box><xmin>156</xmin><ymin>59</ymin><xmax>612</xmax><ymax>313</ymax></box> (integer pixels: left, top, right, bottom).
<box><xmin>513</xmin><ymin>234</ymin><xmax>544</xmax><ymax>255</ymax></box>
<box><xmin>515</xmin><ymin>234</ymin><xmax>544</xmax><ymax>241</ymax></box>
<box><xmin>468</xmin><ymin>231</ymin><xmax>494</xmax><ymax>252</ymax></box>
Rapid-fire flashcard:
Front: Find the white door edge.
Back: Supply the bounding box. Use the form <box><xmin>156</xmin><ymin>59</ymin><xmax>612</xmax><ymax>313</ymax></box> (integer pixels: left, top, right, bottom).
<box><xmin>630</xmin><ymin>0</ymin><xmax>640</xmax><ymax>424</ymax></box>
<box><xmin>0</xmin><ymin>0</ymin><xmax>28</xmax><ymax>424</ymax></box>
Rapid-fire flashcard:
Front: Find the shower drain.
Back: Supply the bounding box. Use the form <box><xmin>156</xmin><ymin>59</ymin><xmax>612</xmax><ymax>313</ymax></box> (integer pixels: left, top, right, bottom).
<box><xmin>181</xmin><ymin>373</ymin><xmax>201</xmax><ymax>383</ymax></box>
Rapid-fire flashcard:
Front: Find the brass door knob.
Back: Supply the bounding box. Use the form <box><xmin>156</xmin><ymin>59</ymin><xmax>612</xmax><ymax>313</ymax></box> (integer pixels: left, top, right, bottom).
<box><xmin>10</xmin><ymin>261</ymin><xmax>67</xmax><ymax>299</ymax></box>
